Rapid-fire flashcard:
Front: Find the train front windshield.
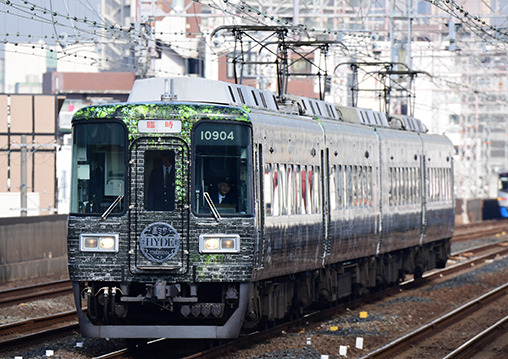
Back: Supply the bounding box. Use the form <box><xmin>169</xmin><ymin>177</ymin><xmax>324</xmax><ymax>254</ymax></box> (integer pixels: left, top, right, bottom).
<box><xmin>70</xmin><ymin>122</ymin><xmax>126</xmax><ymax>214</ymax></box>
<box><xmin>499</xmin><ymin>173</ymin><xmax>508</xmax><ymax>191</ymax></box>
<box><xmin>193</xmin><ymin>121</ymin><xmax>253</xmax><ymax>215</ymax></box>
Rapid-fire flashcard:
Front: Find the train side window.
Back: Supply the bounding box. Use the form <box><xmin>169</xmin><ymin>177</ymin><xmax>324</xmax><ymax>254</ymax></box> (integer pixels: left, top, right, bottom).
<box><xmin>330</xmin><ymin>165</ymin><xmax>337</xmax><ymax>211</ymax></box>
<box><xmin>354</xmin><ymin>166</ymin><xmax>359</xmax><ymax>208</ymax></box>
<box><xmin>272</xmin><ymin>164</ymin><xmax>281</xmax><ymax>216</ymax></box>
<box><xmin>403</xmin><ymin>167</ymin><xmax>408</xmax><ymax>205</ymax></box>
<box><xmin>446</xmin><ymin>168</ymin><xmax>451</xmax><ymax>200</ymax></box>
<box><xmin>397</xmin><ymin>167</ymin><xmax>401</xmax><ymax>205</ymax></box>
<box><xmin>308</xmin><ymin>167</ymin><xmax>314</xmax><ymax>213</ymax></box>
<box><xmin>264</xmin><ymin>164</ymin><xmax>272</xmax><ymax>216</ymax></box>
<box><xmin>346</xmin><ymin>165</ymin><xmax>352</xmax><ymax>209</ymax></box>
<box><xmin>301</xmin><ymin>166</ymin><xmax>308</xmax><ymax>214</ymax></box>
<box><xmin>413</xmin><ymin>167</ymin><xmax>417</xmax><ymax>203</ymax></box>
<box><xmin>406</xmin><ymin>168</ymin><xmax>410</xmax><ymax>204</ymax></box>
<box><xmin>280</xmin><ymin>164</ymin><xmax>287</xmax><ymax>215</ymax></box>
<box><xmin>408</xmin><ymin>167</ymin><xmax>412</xmax><ymax>204</ymax></box>
<box><xmin>295</xmin><ymin>165</ymin><xmax>302</xmax><ymax>214</ymax></box>
<box><xmin>368</xmin><ymin>166</ymin><xmax>373</xmax><ymax>207</ymax></box>
<box><xmin>388</xmin><ymin>168</ymin><xmax>393</xmax><ymax>206</ymax></box>
<box><xmin>360</xmin><ymin>166</ymin><xmax>366</xmax><ymax>207</ymax></box>
<box><xmin>440</xmin><ymin>168</ymin><xmax>444</xmax><ymax>201</ymax></box>
<box><xmin>428</xmin><ymin>168</ymin><xmax>434</xmax><ymax>202</ymax></box>
<box><xmin>287</xmin><ymin>165</ymin><xmax>294</xmax><ymax>215</ymax></box>
<box><xmin>416</xmin><ymin>167</ymin><xmax>420</xmax><ymax>202</ymax></box>
<box><xmin>429</xmin><ymin>168</ymin><xmax>434</xmax><ymax>202</ymax></box>
<box><xmin>314</xmin><ymin>167</ymin><xmax>321</xmax><ymax>213</ymax></box>
<box><xmin>361</xmin><ymin>166</ymin><xmax>367</xmax><ymax>207</ymax></box>
<box><xmin>338</xmin><ymin>165</ymin><xmax>343</xmax><ymax>210</ymax></box>
<box><xmin>393</xmin><ymin>167</ymin><xmax>397</xmax><ymax>205</ymax></box>
<box><xmin>397</xmin><ymin>167</ymin><xmax>404</xmax><ymax>205</ymax></box>
<box><xmin>433</xmin><ymin>168</ymin><xmax>437</xmax><ymax>202</ymax></box>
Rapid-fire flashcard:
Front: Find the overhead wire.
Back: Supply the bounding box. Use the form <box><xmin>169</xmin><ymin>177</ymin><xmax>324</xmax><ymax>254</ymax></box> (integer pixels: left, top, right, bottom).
<box><xmin>1</xmin><ymin>0</ymin><xmax>507</xmax><ymax>97</ymax></box>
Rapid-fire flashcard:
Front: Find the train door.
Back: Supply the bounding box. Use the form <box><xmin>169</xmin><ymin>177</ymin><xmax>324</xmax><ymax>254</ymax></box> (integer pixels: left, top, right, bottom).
<box><xmin>254</xmin><ymin>143</ymin><xmax>265</xmax><ymax>268</ymax></box>
<box><xmin>128</xmin><ymin>138</ymin><xmax>189</xmax><ymax>274</ymax></box>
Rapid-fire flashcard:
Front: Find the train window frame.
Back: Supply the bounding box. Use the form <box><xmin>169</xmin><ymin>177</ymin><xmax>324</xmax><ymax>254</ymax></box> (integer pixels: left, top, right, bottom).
<box><xmin>301</xmin><ymin>166</ymin><xmax>308</xmax><ymax>214</ymax></box>
<box><xmin>280</xmin><ymin>164</ymin><xmax>288</xmax><ymax>215</ymax></box>
<box><xmin>295</xmin><ymin>165</ymin><xmax>302</xmax><ymax>214</ymax></box>
<box><xmin>330</xmin><ymin>165</ymin><xmax>337</xmax><ymax>211</ymax></box>
<box><xmin>69</xmin><ymin>119</ymin><xmax>128</xmax><ymax>216</ymax></box>
<box><xmin>143</xmin><ymin>149</ymin><xmax>177</xmax><ymax>212</ymax></box>
<box><xmin>264</xmin><ymin>163</ymin><xmax>272</xmax><ymax>216</ymax></box>
<box><xmin>274</xmin><ymin>164</ymin><xmax>281</xmax><ymax>216</ymax></box>
<box><xmin>338</xmin><ymin>165</ymin><xmax>343</xmax><ymax>210</ymax></box>
<box><xmin>191</xmin><ymin>119</ymin><xmax>254</xmax><ymax>217</ymax></box>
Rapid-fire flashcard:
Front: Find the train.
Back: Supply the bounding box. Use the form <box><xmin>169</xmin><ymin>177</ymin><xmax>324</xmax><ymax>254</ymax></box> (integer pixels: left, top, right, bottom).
<box><xmin>67</xmin><ymin>76</ymin><xmax>455</xmax><ymax>339</ymax></box>
<box><xmin>497</xmin><ymin>172</ymin><xmax>508</xmax><ymax>217</ymax></box>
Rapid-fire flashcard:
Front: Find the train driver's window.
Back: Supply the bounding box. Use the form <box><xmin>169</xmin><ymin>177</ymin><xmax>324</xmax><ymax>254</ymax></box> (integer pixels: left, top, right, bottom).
<box><xmin>192</xmin><ymin>121</ymin><xmax>253</xmax><ymax>216</ymax></box>
<box><xmin>70</xmin><ymin>122</ymin><xmax>126</xmax><ymax>214</ymax></box>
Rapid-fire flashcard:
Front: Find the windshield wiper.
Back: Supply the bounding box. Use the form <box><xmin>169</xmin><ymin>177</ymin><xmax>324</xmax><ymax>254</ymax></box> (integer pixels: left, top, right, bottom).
<box><xmin>100</xmin><ymin>195</ymin><xmax>124</xmax><ymax>221</ymax></box>
<box><xmin>203</xmin><ymin>192</ymin><xmax>222</xmax><ymax>222</ymax></box>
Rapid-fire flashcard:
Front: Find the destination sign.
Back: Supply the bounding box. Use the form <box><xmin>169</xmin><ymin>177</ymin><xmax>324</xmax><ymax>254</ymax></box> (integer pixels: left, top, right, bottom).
<box><xmin>194</xmin><ymin>122</ymin><xmax>251</xmax><ymax>146</ymax></box>
<box><xmin>138</xmin><ymin>119</ymin><xmax>182</xmax><ymax>133</ymax></box>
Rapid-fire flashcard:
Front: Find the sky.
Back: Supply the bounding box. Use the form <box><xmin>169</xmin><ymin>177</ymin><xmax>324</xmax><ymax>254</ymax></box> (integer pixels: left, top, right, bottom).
<box><xmin>1</xmin><ymin>0</ymin><xmax>103</xmax><ymax>59</ymax></box>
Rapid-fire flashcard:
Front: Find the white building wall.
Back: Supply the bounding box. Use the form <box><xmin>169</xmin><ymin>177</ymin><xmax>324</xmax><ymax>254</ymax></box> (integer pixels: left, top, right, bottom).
<box><xmin>4</xmin><ymin>43</ymin><xmax>47</xmax><ymax>93</ymax></box>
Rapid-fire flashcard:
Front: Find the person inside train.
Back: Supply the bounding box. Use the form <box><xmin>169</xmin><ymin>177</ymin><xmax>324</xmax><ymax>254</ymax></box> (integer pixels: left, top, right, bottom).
<box><xmin>147</xmin><ymin>150</ymin><xmax>175</xmax><ymax>211</ymax></box>
<box><xmin>210</xmin><ymin>177</ymin><xmax>237</xmax><ymax>207</ymax></box>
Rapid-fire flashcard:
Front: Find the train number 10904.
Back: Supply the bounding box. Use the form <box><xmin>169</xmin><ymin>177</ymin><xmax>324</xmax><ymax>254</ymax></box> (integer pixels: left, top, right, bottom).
<box><xmin>200</xmin><ymin>130</ymin><xmax>235</xmax><ymax>142</ymax></box>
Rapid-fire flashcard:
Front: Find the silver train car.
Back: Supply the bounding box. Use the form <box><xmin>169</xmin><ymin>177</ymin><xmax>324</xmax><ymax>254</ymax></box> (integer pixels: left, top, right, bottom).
<box><xmin>67</xmin><ymin>77</ymin><xmax>455</xmax><ymax>339</ymax></box>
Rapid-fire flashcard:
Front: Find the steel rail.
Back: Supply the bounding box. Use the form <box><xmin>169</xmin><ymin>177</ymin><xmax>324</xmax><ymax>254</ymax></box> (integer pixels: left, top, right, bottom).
<box><xmin>360</xmin><ymin>282</ymin><xmax>508</xmax><ymax>359</ymax></box>
<box><xmin>176</xmin><ymin>244</ymin><xmax>508</xmax><ymax>359</ymax></box>
<box><xmin>0</xmin><ymin>309</ymin><xmax>78</xmax><ymax>347</ymax></box>
<box><xmin>0</xmin><ymin>279</ymin><xmax>72</xmax><ymax>307</ymax></box>
<box><xmin>442</xmin><ymin>314</ymin><xmax>508</xmax><ymax>359</ymax></box>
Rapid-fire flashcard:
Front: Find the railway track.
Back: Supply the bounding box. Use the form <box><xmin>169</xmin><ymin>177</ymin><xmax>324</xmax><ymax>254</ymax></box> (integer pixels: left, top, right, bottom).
<box><xmin>452</xmin><ymin>219</ymin><xmax>508</xmax><ymax>242</ymax></box>
<box><xmin>0</xmin><ymin>279</ymin><xmax>72</xmax><ymax>308</ymax></box>
<box><xmin>443</xmin><ymin>315</ymin><xmax>508</xmax><ymax>359</ymax></box>
<box><xmin>0</xmin><ymin>222</ymin><xmax>507</xmax><ymax>358</ymax></box>
<box><xmin>92</xmin><ymin>240</ymin><xmax>508</xmax><ymax>359</ymax></box>
<box><xmin>361</xmin><ymin>282</ymin><xmax>508</xmax><ymax>359</ymax></box>
<box><xmin>0</xmin><ymin>310</ymin><xmax>78</xmax><ymax>347</ymax></box>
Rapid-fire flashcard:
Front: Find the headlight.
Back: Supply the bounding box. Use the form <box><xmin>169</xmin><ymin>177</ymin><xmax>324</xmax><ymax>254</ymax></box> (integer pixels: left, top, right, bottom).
<box><xmin>199</xmin><ymin>234</ymin><xmax>240</xmax><ymax>253</ymax></box>
<box><xmin>80</xmin><ymin>234</ymin><xmax>119</xmax><ymax>252</ymax></box>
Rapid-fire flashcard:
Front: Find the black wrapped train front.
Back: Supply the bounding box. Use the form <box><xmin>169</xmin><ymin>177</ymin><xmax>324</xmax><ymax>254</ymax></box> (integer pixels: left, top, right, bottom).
<box><xmin>67</xmin><ymin>77</ymin><xmax>454</xmax><ymax>339</ymax></box>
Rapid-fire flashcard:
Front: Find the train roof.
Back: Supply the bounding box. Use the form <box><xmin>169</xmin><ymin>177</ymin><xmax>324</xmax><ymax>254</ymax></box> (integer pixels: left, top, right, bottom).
<box><xmin>127</xmin><ymin>77</ymin><xmax>427</xmax><ymax>133</ymax></box>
